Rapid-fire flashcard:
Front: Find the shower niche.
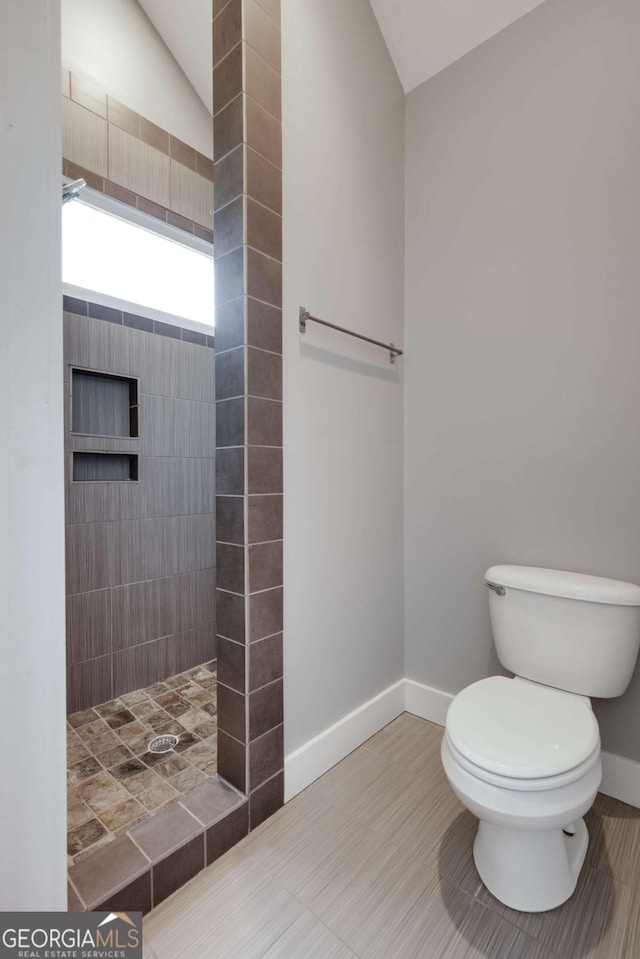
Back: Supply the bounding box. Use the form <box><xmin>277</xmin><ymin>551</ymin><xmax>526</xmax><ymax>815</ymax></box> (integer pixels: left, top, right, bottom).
<box><xmin>71</xmin><ymin>368</ymin><xmax>139</xmax><ymax>438</ymax></box>
<box><xmin>72</xmin><ymin>451</ymin><xmax>138</xmax><ymax>482</ymax></box>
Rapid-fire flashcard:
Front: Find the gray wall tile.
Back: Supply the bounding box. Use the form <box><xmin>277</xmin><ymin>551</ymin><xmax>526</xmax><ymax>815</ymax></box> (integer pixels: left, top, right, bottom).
<box><xmin>248</xmin><ymin>586</ymin><xmax>283</xmax><ymax>642</ymax></box>
<box><xmin>244</xmin><ymin>45</ymin><xmax>281</xmax><ymax>120</ymax></box>
<box><xmin>216</xmin><ymin>543</ymin><xmax>245</xmax><ymax>594</ymax></box>
<box><xmin>247</xmin><ymin>298</ymin><xmax>282</xmax><ymax>354</ymax></box>
<box><xmin>213</xmin><ymin>42</ymin><xmax>243</xmax><ymax>115</ymax></box>
<box><xmin>249</xmin><ymin>678</ymin><xmax>283</xmax><ymax>740</ymax></box>
<box><xmin>176</xmin><ymin>624</ymin><xmax>216</xmax><ymax>674</ymax></box>
<box><xmin>214</xmin><ymin>195</ymin><xmax>244</xmax><ymax>258</ymax></box>
<box><xmin>218</xmin><ymin>682</ymin><xmax>247</xmax><ymax>741</ymax></box>
<box><xmin>206</xmin><ymin>802</ymin><xmax>248</xmax><ymax>864</ymax></box>
<box><xmin>217</xmin><ymin>496</ymin><xmax>244</xmax><ymax>544</ymax></box>
<box><xmin>178</xmin><ymin>342</ymin><xmax>215</xmax><ymax>403</ymax></box>
<box><xmin>217</xmin><ymin>589</ymin><xmax>246</xmax><ymax>643</ymax></box>
<box><xmin>214</xmin><ymin>145</ymin><xmax>244</xmax><ymax>212</ymax></box>
<box><xmin>243</xmin><ymin>0</ymin><xmax>281</xmax><ymax>73</ymax></box>
<box><xmin>248</xmin><ymin>540</ymin><xmax>282</xmax><ymax>593</ymax></box>
<box><xmin>114</xmin><ymin>517</ymin><xmax>180</xmax><ymax>585</ymax></box>
<box><xmin>247</xmin><ymin>397</ymin><xmax>282</xmax><ymax>446</ymax></box>
<box><xmin>249</xmin><ymin>633</ymin><xmax>282</xmax><ymax>691</ymax></box>
<box><xmin>66</xmin><ymin>589</ymin><xmax>112</xmax><ymax>664</ymax></box>
<box><xmin>153</xmin><ymin>835</ymin><xmax>205</xmax><ymax>907</ymax></box>
<box><xmin>247</xmin><ymin>247</ymin><xmax>282</xmax><ymax>307</ymax></box>
<box><xmin>218</xmin><ymin>637</ymin><xmax>246</xmax><ymax>693</ymax></box>
<box><xmin>246</xmin><ymin>197</ymin><xmax>282</xmax><ymax>261</ymax></box>
<box><xmin>177</xmin><ymin>569</ymin><xmax>216</xmax><ymax>632</ymax></box>
<box><xmin>247</xmin><ymin>494</ymin><xmax>282</xmax><ymax>543</ymax></box>
<box><xmin>246</xmin><ymin>95</ymin><xmax>282</xmax><ymax>167</ymax></box>
<box><xmin>212</xmin><ymin>15</ymin><xmax>284</xmax><ymax>825</ymax></box>
<box><xmin>248</xmin><ymin>724</ymin><xmax>283</xmax><ymax>791</ymax></box>
<box><xmin>215</xmin><ymin>247</ymin><xmax>245</xmax><ymax>306</ymax></box>
<box><xmin>217</xmin><ymin>732</ymin><xmax>246</xmax><ymax>793</ymax></box>
<box><xmin>247</xmin><ymin>347</ymin><xmax>282</xmax><ymax>400</ymax></box>
<box><xmin>64</xmin><ymin>313</ymin><xmax>216</xmax><ymax>712</ymax></box>
<box><xmin>215</xmin><ymin>297</ymin><xmax>245</xmax><ymax>354</ymax></box>
<box><xmin>112</xmin><ymin>634</ymin><xmax>177</xmax><ymax>696</ymax></box>
<box><xmin>212</xmin><ymin>97</ymin><xmax>243</xmax><ymax>163</ymax></box>
<box><xmin>255</xmin><ymin>0</ymin><xmax>280</xmax><ymax>26</ymax></box>
<box><xmin>178</xmin><ymin>514</ymin><xmax>216</xmax><ymax>573</ymax></box>
<box><xmin>217</xmin><ymin>397</ymin><xmax>245</xmax><ymax>448</ymax></box>
<box><xmin>66</xmin><ymin>522</ymin><xmax>115</xmax><ymax>594</ymax></box>
<box><xmin>246</xmin><ymin>147</ymin><xmax>282</xmax><ymax>214</ymax></box>
<box><xmin>247</xmin><ymin>446</ymin><xmax>282</xmax><ymax>494</ymax></box>
<box><xmin>249</xmin><ymin>771</ymin><xmax>283</xmax><ymax>830</ymax></box>
<box><xmin>216</xmin><ymin>448</ymin><xmax>245</xmax><ymax>495</ymax></box>
<box><xmin>216</xmin><ymin>348</ymin><xmax>245</xmax><ymax>401</ymax></box>
<box><xmin>112</xmin><ymin>576</ymin><xmax>178</xmax><ymax>651</ymax></box>
<box><xmin>67</xmin><ymin>656</ymin><xmax>112</xmax><ymax>713</ymax></box>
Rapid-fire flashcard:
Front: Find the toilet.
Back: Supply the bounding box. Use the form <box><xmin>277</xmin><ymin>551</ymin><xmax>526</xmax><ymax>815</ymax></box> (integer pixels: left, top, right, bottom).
<box><xmin>441</xmin><ymin>564</ymin><xmax>640</xmax><ymax>913</ymax></box>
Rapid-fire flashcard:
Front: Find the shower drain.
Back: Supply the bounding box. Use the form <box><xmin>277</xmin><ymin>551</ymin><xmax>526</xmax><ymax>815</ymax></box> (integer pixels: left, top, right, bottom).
<box><xmin>148</xmin><ymin>734</ymin><xmax>180</xmax><ymax>754</ymax></box>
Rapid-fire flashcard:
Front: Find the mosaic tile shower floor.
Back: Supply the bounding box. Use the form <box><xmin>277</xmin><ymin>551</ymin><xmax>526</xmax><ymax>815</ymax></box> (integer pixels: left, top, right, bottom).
<box><xmin>67</xmin><ymin>661</ymin><xmax>217</xmax><ymax>865</ymax></box>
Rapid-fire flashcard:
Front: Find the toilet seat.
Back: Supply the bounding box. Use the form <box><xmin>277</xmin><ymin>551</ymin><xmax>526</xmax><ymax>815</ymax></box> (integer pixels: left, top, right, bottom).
<box><xmin>444</xmin><ymin>730</ymin><xmax>601</xmax><ymax>791</ymax></box>
<box><xmin>446</xmin><ymin>676</ymin><xmax>600</xmax><ymax>786</ymax></box>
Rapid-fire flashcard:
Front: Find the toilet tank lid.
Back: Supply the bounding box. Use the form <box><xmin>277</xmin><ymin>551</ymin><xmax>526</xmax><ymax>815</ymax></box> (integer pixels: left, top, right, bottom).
<box><xmin>485</xmin><ymin>565</ymin><xmax>640</xmax><ymax>606</ymax></box>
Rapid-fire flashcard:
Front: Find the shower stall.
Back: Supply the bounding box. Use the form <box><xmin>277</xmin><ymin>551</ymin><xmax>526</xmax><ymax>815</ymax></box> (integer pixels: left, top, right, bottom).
<box><xmin>64</xmin><ymin>289</ymin><xmax>218</xmax><ymax>865</ymax></box>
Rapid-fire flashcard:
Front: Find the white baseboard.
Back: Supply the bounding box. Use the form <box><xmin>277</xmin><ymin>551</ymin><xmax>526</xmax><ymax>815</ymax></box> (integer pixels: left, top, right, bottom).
<box><xmin>285</xmin><ymin>678</ymin><xmax>640</xmax><ymax>810</ymax></box>
<box><xmin>284</xmin><ymin>680</ymin><xmax>405</xmax><ymax>801</ymax></box>
<box><xmin>600</xmin><ymin>750</ymin><xmax>640</xmax><ymax>808</ymax></box>
<box><xmin>404</xmin><ymin>679</ymin><xmax>454</xmax><ymax>725</ymax></box>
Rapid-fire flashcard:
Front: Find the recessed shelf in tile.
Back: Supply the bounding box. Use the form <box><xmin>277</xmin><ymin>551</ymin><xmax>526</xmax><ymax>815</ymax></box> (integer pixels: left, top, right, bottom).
<box><xmin>72</xmin><ymin>369</ymin><xmax>139</xmax><ymax>438</ymax></box>
<box><xmin>73</xmin><ymin>452</ymin><xmax>139</xmax><ymax>482</ymax></box>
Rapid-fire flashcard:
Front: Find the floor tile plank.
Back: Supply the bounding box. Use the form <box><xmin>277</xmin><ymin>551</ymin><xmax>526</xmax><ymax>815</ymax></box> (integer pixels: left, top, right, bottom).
<box><xmin>144</xmin><ymin>714</ymin><xmax>640</xmax><ymax>959</ymax></box>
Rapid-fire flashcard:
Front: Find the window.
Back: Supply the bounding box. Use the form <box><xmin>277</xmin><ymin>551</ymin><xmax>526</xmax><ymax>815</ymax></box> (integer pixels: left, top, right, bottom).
<box><xmin>62</xmin><ymin>197</ymin><xmax>214</xmax><ymax>326</ymax></box>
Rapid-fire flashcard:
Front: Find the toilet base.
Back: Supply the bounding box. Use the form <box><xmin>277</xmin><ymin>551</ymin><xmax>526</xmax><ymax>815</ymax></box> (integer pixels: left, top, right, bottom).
<box><xmin>473</xmin><ymin>816</ymin><xmax>589</xmax><ymax>912</ymax></box>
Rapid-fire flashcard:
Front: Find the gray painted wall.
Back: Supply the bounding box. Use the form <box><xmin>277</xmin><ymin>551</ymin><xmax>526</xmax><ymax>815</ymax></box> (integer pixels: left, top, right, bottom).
<box><xmin>282</xmin><ymin>0</ymin><xmax>405</xmax><ymax>752</ymax></box>
<box><xmin>404</xmin><ymin>0</ymin><xmax>640</xmax><ymax>760</ymax></box>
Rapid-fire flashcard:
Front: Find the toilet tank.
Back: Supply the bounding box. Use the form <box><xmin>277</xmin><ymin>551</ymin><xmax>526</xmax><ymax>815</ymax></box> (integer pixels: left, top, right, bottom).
<box><xmin>486</xmin><ymin>565</ymin><xmax>640</xmax><ymax>698</ymax></box>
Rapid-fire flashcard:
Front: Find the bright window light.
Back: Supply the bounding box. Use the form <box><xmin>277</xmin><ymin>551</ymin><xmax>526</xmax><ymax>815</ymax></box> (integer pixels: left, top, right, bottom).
<box><xmin>62</xmin><ymin>201</ymin><xmax>215</xmax><ymax>326</ymax></box>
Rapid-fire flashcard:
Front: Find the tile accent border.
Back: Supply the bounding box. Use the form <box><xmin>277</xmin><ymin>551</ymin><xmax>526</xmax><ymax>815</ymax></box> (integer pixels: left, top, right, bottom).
<box><xmin>63</xmin><ymin>295</ymin><xmax>215</xmax><ymax>348</ymax></box>
<box><xmin>285</xmin><ymin>677</ymin><xmax>640</xmax><ymax>812</ymax></box>
<box><xmin>213</xmin><ymin>0</ymin><xmax>284</xmax><ymax>830</ymax></box>
<box><xmin>61</xmin><ymin>66</ymin><xmax>214</xmax><ymax>241</ymax></box>
<box><xmin>62</xmin><ymin>159</ymin><xmax>213</xmax><ymax>244</ymax></box>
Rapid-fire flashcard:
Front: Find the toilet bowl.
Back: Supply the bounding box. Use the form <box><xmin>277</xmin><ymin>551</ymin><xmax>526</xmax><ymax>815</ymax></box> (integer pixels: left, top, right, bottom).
<box><xmin>441</xmin><ymin>565</ymin><xmax>640</xmax><ymax>913</ymax></box>
<box><xmin>442</xmin><ymin>676</ymin><xmax>601</xmax><ymax>911</ymax></box>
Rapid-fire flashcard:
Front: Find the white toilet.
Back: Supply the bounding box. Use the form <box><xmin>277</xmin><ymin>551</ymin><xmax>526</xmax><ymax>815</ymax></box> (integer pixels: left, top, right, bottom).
<box><xmin>441</xmin><ymin>564</ymin><xmax>640</xmax><ymax>913</ymax></box>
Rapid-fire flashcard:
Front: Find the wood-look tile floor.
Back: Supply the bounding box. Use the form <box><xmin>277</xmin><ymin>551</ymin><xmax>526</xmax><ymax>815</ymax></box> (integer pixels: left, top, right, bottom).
<box><xmin>143</xmin><ymin>713</ymin><xmax>640</xmax><ymax>959</ymax></box>
<box><xmin>67</xmin><ymin>662</ymin><xmax>217</xmax><ymax>865</ymax></box>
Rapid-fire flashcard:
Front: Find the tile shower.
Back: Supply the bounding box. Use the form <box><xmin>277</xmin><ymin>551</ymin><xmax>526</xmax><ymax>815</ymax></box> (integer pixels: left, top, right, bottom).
<box><xmin>64</xmin><ymin>298</ymin><xmax>222</xmax><ymax>888</ymax></box>
<box><xmin>63</xmin><ymin>0</ymin><xmax>285</xmax><ymax>910</ymax></box>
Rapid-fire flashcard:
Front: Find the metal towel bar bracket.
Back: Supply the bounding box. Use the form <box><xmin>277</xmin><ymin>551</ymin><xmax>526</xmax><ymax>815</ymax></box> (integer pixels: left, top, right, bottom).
<box><xmin>299</xmin><ymin>307</ymin><xmax>403</xmax><ymax>364</ymax></box>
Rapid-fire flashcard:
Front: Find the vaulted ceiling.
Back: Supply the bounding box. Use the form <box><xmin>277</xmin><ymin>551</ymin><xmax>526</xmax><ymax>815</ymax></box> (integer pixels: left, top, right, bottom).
<box><xmin>138</xmin><ymin>0</ymin><xmax>213</xmax><ymax>112</ymax></box>
<box><xmin>368</xmin><ymin>0</ymin><xmax>550</xmax><ymax>93</ymax></box>
<box><xmin>139</xmin><ymin>0</ymin><xmax>552</xmax><ymax>112</ymax></box>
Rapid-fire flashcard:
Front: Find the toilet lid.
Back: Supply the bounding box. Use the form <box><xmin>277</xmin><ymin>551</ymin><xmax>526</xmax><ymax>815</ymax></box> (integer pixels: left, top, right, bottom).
<box><xmin>446</xmin><ymin>677</ymin><xmax>600</xmax><ymax>779</ymax></box>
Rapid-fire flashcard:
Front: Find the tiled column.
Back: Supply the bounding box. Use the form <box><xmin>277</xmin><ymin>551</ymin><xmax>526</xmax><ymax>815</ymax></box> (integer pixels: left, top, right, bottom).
<box><xmin>213</xmin><ymin>0</ymin><xmax>284</xmax><ymax>830</ymax></box>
